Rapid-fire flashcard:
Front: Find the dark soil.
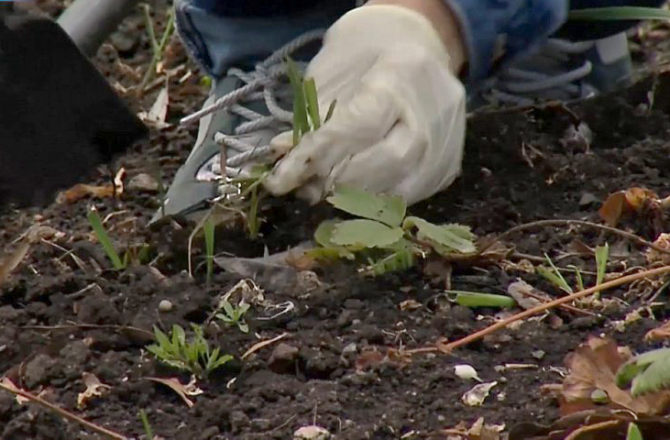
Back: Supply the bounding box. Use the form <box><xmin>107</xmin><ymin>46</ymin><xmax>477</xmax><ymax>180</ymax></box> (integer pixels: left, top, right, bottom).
<box><xmin>3</xmin><ymin>2</ymin><xmax>670</xmax><ymax>440</ymax></box>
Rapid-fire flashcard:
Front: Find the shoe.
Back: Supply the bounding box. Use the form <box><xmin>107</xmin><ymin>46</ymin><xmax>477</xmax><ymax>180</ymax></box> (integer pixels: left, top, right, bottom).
<box><xmin>151</xmin><ymin>30</ymin><xmax>324</xmax><ymax>223</ymax></box>
<box><xmin>471</xmin><ymin>32</ymin><xmax>633</xmax><ymax>109</ymax></box>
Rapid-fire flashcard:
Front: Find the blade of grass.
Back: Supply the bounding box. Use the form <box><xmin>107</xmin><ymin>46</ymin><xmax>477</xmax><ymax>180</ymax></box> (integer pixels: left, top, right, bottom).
<box><xmin>304</xmin><ymin>77</ymin><xmax>321</xmax><ymax>130</ymax></box>
<box><xmin>595</xmin><ymin>243</ymin><xmax>609</xmax><ymax>287</ymax></box>
<box><xmin>539</xmin><ymin>254</ymin><xmax>573</xmax><ymax>294</ymax></box>
<box><xmin>569</xmin><ymin>6</ymin><xmax>670</xmax><ymax>21</ymax></box>
<box><xmin>446</xmin><ymin>290</ymin><xmax>516</xmax><ymax>309</ymax></box>
<box><xmin>203</xmin><ymin>218</ymin><xmax>215</xmax><ymax>284</ymax></box>
<box><xmin>139</xmin><ymin>410</ymin><xmax>154</xmax><ymax>440</ymax></box>
<box><xmin>286</xmin><ymin>58</ymin><xmax>309</xmax><ymax>145</ymax></box>
<box><xmin>324</xmin><ymin>100</ymin><xmax>337</xmax><ymax>123</ymax></box>
<box><xmin>87</xmin><ymin>207</ymin><xmax>125</xmax><ymax>270</ymax></box>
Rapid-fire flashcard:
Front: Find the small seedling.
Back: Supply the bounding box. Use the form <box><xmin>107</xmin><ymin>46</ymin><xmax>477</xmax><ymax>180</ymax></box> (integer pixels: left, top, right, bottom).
<box><xmin>538</xmin><ymin>244</ymin><xmax>609</xmax><ymax>296</ymax></box>
<box><xmin>146</xmin><ymin>324</ymin><xmax>233</xmax><ymax>379</ymax></box>
<box><xmin>311</xmin><ymin>185</ymin><xmax>476</xmax><ymax>275</ymax></box>
<box><xmin>140</xmin><ymin>4</ymin><xmax>176</xmax><ymax>91</ymax></box>
<box><xmin>216</xmin><ymin>299</ymin><xmax>250</xmax><ymax>333</ymax></box>
<box><xmin>87</xmin><ymin>207</ymin><xmax>125</xmax><ymax>270</ymax></box>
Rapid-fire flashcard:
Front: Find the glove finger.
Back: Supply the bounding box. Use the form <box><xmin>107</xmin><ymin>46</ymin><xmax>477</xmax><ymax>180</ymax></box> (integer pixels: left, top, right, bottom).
<box><xmin>264</xmin><ymin>84</ymin><xmax>399</xmax><ymax>195</ymax></box>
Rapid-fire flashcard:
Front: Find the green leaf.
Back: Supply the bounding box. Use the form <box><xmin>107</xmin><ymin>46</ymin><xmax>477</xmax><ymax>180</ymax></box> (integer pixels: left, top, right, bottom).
<box><xmin>370</xmin><ymin>238</ymin><xmax>416</xmax><ymax>276</ymax></box>
<box><xmin>287</xmin><ymin>57</ymin><xmax>309</xmax><ymax>145</ymax></box>
<box><xmin>403</xmin><ymin>217</ymin><xmax>476</xmax><ymax>254</ymax></box>
<box><xmin>626</xmin><ymin>423</ymin><xmax>644</xmax><ymax>440</ymax></box>
<box><xmin>631</xmin><ymin>351</ymin><xmax>670</xmax><ymax>396</ymax></box>
<box><xmin>616</xmin><ymin>348</ymin><xmax>670</xmax><ymax>388</ymax></box>
<box><xmin>238</xmin><ymin>322</ymin><xmax>249</xmax><ymax>333</ymax></box>
<box><xmin>569</xmin><ymin>6</ymin><xmax>670</xmax><ymax>21</ymax></box>
<box><xmin>331</xmin><ymin>220</ymin><xmax>404</xmax><ymax>248</ymax></box>
<box><xmin>314</xmin><ymin>220</ymin><xmax>339</xmax><ymax>247</ymax></box>
<box><xmin>87</xmin><ymin>207</ymin><xmax>125</xmax><ymax>270</ymax></box>
<box><xmin>447</xmin><ymin>291</ymin><xmax>516</xmax><ymax>309</ymax></box>
<box><xmin>327</xmin><ymin>186</ymin><xmax>406</xmax><ymax>227</ymax></box>
<box><xmin>595</xmin><ymin>243</ymin><xmax>609</xmax><ymax>287</ymax></box>
<box><xmin>304</xmin><ymin>77</ymin><xmax>321</xmax><ymax>130</ymax></box>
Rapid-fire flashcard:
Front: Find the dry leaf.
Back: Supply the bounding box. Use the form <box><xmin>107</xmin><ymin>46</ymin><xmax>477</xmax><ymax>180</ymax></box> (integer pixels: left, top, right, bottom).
<box><xmin>462</xmin><ymin>381</ymin><xmax>497</xmax><ymax>407</ymax></box>
<box><xmin>0</xmin><ymin>241</ymin><xmax>30</xmax><ymax>287</ymax></box>
<box><xmin>561</xmin><ymin>337</ymin><xmax>670</xmax><ymax>416</ymax></box>
<box><xmin>146</xmin><ymin>376</ymin><xmax>203</xmax><ymax>408</ymax></box>
<box><xmin>355</xmin><ymin>349</ymin><xmax>385</xmax><ymax>372</ymax></box>
<box><xmin>645</xmin><ymin>320</ymin><xmax>670</xmax><ymax>342</ymax></box>
<box><xmin>77</xmin><ymin>372</ymin><xmax>111</xmax><ymax>409</ymax></box>
<box><xmin>507</xmin><ymin>280</ymin><xmax>545</xmax><ymax>310</ymax></box>
<box><xmin>138</xmin><ymin>86</ymin><xmax>171</xmax><ymax>129</ymax></box>
<box><xmin>598</xmin><ymin>187</ymin><xmax>660</xmax><ymax>227</ymax></box>
<box><xmin>399</xmin><ymin>299</ymin><xmax>422</xmax><ymax>311</ymax></box>
<box><xmin>646</xmin><ymin>233</ymin><xmax>670</xmax><ymax>266</ymax></box>
<box><xmin>56</xmin><ymin>168</ymin><xmax>125</xmax><ymax>204</ymax></box>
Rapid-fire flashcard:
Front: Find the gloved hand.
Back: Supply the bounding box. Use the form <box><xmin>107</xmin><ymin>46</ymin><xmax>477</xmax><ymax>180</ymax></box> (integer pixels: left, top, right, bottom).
<box><xmin>263</xmin><ymin>4</ymin><xmax>466</xmax><ymax>205</ymax></box>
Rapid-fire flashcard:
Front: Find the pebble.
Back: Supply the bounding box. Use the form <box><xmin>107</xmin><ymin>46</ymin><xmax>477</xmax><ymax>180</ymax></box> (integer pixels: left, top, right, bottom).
<box><xmin>127</xmin><ymin>173</ymin><xmax>160</xmax><ymax>193</ymax></box>
<box><xmin>294</xmin><ymin>425</ymin><xmax>331</xmax><ymax>440</ymax></box>
<box><xmin>158</xmin><ymin>300</ymin><xmax>173</xmax><ymax>312</ymax></box>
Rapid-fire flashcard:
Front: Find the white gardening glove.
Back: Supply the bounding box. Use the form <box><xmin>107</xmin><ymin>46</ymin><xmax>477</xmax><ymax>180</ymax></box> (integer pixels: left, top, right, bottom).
<box><xmin>263</xmin><ymin>5</ymin><xmax>466</xmax><ymax>205</ymax></box>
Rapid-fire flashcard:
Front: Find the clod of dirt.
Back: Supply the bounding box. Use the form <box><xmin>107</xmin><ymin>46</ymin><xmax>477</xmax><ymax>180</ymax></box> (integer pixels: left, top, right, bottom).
<box><xmin>22</xmin><ymin>354</ymin><xmax>58</xmax><ymax>388</ymax></box>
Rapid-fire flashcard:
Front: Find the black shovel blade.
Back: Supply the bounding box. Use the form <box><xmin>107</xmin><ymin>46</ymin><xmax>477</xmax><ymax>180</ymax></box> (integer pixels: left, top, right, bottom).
<box><xmin>0</xmin><ymin>11</ymin><xmax>147</xmax><ymax>207</ymax></box>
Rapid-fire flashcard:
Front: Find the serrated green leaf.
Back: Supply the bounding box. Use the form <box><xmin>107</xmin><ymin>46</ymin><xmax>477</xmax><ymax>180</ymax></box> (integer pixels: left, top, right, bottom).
<box><xmin>616</xmin><ymin>348</ymin><xmax>670</xmax><ymax>389</ymax></box>
<box><xmin>403</xmin><ymin>217</ymin><xmax>476</xmax><ymax>254</ymax></box>
<box><xmin>626</xmin><ymin>423</ymin><xmax>644</xmax><ymax>440</ymax></box>
<box><xmin>327</xmin><ymin>186</ymin><xmax>406</xmax><ymax>227</ymax></box>
<box><xmin>331</xmin><ymin>220</ymin><xmax>404</xmax><ymax>248</ymax></box>
<box><xmin>368</xmin><ymin>248</ymin><xmax>415</xmax><ymax>276</ymax></box>
<box><xmin>630</xmin><ymin>351</ymin><xmax>670</xmax><ymax>396</ymax></box>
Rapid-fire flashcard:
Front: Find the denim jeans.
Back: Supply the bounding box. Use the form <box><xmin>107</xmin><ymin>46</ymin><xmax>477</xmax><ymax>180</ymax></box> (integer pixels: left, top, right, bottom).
<box><xmin>175</xmin><ymin>0</ymin><xmax>663</xmax><ymax>83</ymax></box>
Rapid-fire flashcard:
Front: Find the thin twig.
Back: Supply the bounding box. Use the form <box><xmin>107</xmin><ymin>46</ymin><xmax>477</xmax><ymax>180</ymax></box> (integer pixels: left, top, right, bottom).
<box><xmin>488</xmin><ymin>219</ymin><xmax>670</xmax><ymax>255</ymax></box>
<box><xmin>0</xmin><ymin>380</ymin><xmax>129</xmax><ymax>440</ymax></box>
<box><xmin>21</xmin><ymin>323</ymin><xmax>154</xmax><ymax>339</ymax></box>
<box><xmin>407</xmin><ymin>265</ymin><xmax>670</xmax><ymax>355</ymax></box>
<box><xmin>442</xmin><ymin>265</ymin><xmax>670</xmax><ymax>352</ymax></box>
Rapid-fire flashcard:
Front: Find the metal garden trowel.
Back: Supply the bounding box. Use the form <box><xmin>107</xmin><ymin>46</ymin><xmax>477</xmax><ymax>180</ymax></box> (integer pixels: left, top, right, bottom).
<box><xmin>0</xmin><ymin>0</ymin><xmax>146</xmax><ymax>207</ymax></box>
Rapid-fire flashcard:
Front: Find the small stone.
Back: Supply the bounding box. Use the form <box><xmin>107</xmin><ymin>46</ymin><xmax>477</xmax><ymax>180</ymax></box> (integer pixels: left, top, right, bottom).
<box><xmin>127</xmin><ymin>173</ymin><xmax>159</xmax><ymax>193</ymax></box>
<box><xmin>531</xmin><ymin>350</ymin><xmax>546</xmax><ymax>360</ymax></box>
<box><xmin>268</xmin><ymin>343</ymin><xmax>299</xmax><ymax>373</ymax></box>
<box><xmin>158</xmin><ymin>300</ymin><xmax>173</xmax><ymax>313</ymax></box>
<box><xmin>294</xmin><ymin>425</ymin><xmax>331</xmax><ymax>440</ymax></box>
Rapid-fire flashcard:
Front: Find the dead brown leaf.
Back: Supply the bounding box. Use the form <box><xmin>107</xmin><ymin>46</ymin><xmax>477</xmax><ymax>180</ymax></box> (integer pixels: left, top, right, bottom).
<box><xmin>598</xmin><ymin>187</ymin><xmax>662</xmax><ymax>227</ymax></box>
<box><xmin>440</xmin><ymin>417</ymin><xmax>503</xmax><ymax>440</ymax></box>
<box><xmin>509</xmin><ymin>410</ymin><xmax>670</xmax><ymax>440</ymax></box>
<box><xmin>0</xmin><ymin>241</ymin><xmax>30</xmax><ymax>287</ymax></box>
<box><xmin>560</xmin><ymin>337</ymin><xmax>670</xmax><ymax>416</ymax></box>
<box><xmin>646</xmin><ymin>233</ymin><xmax>670</xmax><ymax>266</ymax></box>
<box><xmin>77</xmin><ymin>373</ymin><xmax>111</xmax><ymax>409</ymax></box>
<box><xmin>56</xmin><ymin>168</ymin><xmax>125</xmax><ymax>204</ymax></box>
<box><xmin>146</xmin><ymin>376</ymin><xmax>202</xmax><ymax>408</ymax></box>
<box><xmin>645</xmin><ymin>319</ymin><xmax>670</xmax><ymax>342</ymax></box>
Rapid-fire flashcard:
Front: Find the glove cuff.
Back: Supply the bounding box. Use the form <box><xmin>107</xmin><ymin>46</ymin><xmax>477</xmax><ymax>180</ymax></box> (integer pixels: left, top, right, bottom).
<box><xmin>444</xmin><ymin>0</ymin><xmax>568</xmax><ymax>83</ymax></box>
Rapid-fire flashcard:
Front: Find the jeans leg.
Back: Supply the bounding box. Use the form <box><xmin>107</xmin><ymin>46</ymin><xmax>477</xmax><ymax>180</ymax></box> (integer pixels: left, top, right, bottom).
<box><xmin>174</xmin><ymin>0</ymin><xmax>354</xmax><ymax>77</ymax></box>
